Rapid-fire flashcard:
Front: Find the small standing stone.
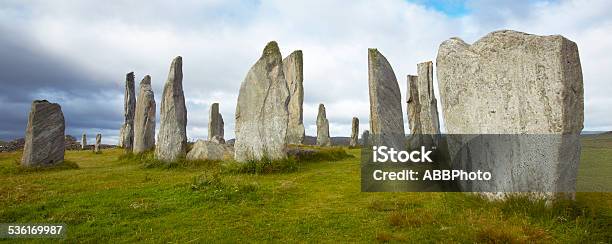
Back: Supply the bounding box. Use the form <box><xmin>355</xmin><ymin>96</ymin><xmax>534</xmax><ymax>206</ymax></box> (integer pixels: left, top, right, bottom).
<box><xmin>208</xmin><ymin>103</ymin><xmax>224</xmax><ymax>140</ymax></box>
<box><xmin>94</xmin><ymin>134</ymin><xmax>102</xmax><ymax>153</ymax></box>
<box><xmin>156</xmin><ymin>56</ymin><xmax>188</xmax><ymax>162</ymax></box>
<box><xmin>133</xmin><ymin>75</ymin><xmax>156</xmax><ymax>154</ymax></box>
<box><xmin>362</xmin><ymin>130</ymin><xmax>370</xmax><ymax>147</ymax></box>
<box><xmin>21</xmin><ymin>100</ymin><xmax>65</xmax><ymax>166</ymax></box>
<box><xmin>316</xmin><ymin>104</ymin><xmax>331</xmax><ymax>146</ymax></box>
<box><xmin>81</xmin><ymin>133</ymin><xmax>87</xmax><ymax>150</ymax></box>
<box><xmin>350</xmin><ymin>117</ymin><xmax>359</xmax><ymax>147</ymax></box>
<box><xmin>407</xmin><ymin>61</ymin><xmax>441</xmax><ymax>148</ymax></box>
<box><xmin>368</xmin><ymin>48</ymin><xmax>406</xmax><ymax>149</ymax></box>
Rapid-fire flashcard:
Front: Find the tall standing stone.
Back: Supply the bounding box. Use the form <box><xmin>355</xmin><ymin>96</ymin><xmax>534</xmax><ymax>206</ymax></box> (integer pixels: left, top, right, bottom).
<box><xmin>156</xmin><ymin>56</ymin><xmax>188</xmax><ymax>162</ymax></box>
<box><xmin>208</xmin><ymin>103</ymin><xmax>224</xmax><ymax>140</ymax></box>
<box><xmin>407</xmin><ymin>62</ymin><xmax>441</xmax><ymax>148</ymax></box>
<box><xmin>350</xmin><ymin>117</ymin><xmax>359</xmax><ymax>147</ymax></box>
<box><xmin>81</xmin><ymin>133</ymin><xmax>87</xmax><ymax>150</ymax></box>
<box><xmin>283</xmin><ymin>50</ymin><xmax>305</xmax><ymax>144</ymax></box>
<box><xmin>94</xmin><ymin>134</ymin><xmax>102</xmax><ymax>153</ymax></box>
<box><xmin>436</xmin><ymin>30</ymin><xmax>584</xmax><ymax>194</ymax></box>
<box><xmin>21</xmin><ymin>100</ymin><xmax>65</xmax><ymax>166</ymax></box>
<box><xmin>234</xmin><ymin>41</ymin><xmax>290</xmax><ymax>162</ymax></box>
<box><xmin>133</xmin><ymin>75</ymin><xmax>156</xmax><ymax>154</ymax></box>
<box><xmin>316</xmin><ymin>104</ymin><xmax>331</xmax><ymax>146</ymax></box>
<box><xmin>118</xmin><ymin>72</ymin><xmax>136</xmax><ymax>149</ymax></box>
<box><xmin>368</xmin><ymin>48</ymin><xmax>406</xmax><ymax>149</ymax></box>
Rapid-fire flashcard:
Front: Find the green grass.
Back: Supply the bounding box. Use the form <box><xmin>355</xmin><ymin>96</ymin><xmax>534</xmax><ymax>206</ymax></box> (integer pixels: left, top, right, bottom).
<box><xmin>0</xmin><ymin>138</ymin><xmax>610</xmax><ymax>242</ymax></box>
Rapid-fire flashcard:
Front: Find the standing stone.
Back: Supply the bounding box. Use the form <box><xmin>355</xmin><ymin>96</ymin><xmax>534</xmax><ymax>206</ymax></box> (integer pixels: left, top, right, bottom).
<box><xmin>81</xmin><ymin>133</ymin><xmax>87</xmax><ymax>150</ymax></box>
<box><xmin>436</xmin><ymin>30</ymin><xmax>584</xmax><ymax>194</ymax></box>
<box><xmin>362</xmin><ymin>130</ymin><xmax>370</xmax><ymax>147</ymax></box>
<box><xmin>156</xmin><ymin>57</ymin><xmax>188</xmax><ymax>162</ymax></box>
<box><xmin>368</xmin><ymin>48</ymin><xmax>406</xmax><ymax>149</ymax></box>
<box><xmin>118</xmin><ymin>72</ymin><xmax>136</xmax><ymax>149</ymax></box>
<box><xmin>407</xmin><ymin>62</ymin><xmax>441</xmax><ymax>148</ymax></box>
<box><xmin>94</xmin><ymin>134</ymin><xmax>102</xmax><ymax>153</ymax></box>
<box><xmin>283</xmin><ymin>50</ymin><xmax>305</xmax><ymax>144</ymax></box>
<box><xmin>21</xmin><ymin>100</ymin><xmax>65</xmax><ymax>166</ymax></box>
<box><xmin>133</xmin><ymin>75</ymin><xmax>156</xmax><ymax>154</ymax></box>
<box><xmin>208</xmin><ymin>103</ymin><xmax>224</xmax><ymax>140</ymax></box>
<box><xmin>350</xmin><ymin>117</ymin><xmax>359</xmax><ymax>147</ymax></box>
<box><xmin>234</xmin><ymin>41</ymin><xmax>290</xmax><ymax>162</ymax></box>
<box><xmin>316</xmin><ymin>104</ymin><xmax>331</xmax><ymax>146</ymax></box>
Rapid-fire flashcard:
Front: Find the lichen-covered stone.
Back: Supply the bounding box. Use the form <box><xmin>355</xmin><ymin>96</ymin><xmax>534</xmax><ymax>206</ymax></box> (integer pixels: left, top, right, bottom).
<box><xmin>21</xmin><ymin>100</ymin><xmax>65</xmax><ymax>166</ymax></box>
<box><xmin>208</xmin><ymin>103</ymin><xmax>224</xmax><ymax>140</ymax></box>
<box><xmin>368</xmin><ymin>48</ymin><xmax>406</xmax><ymax>149</ymax></box>
<box><xmin>362</xmin><ymin>130</ymin><xmax>370</xmax><ymax>147</ymax></box>
<box><xmin>350</xmin><ymin>117</ymin><xmax>359</xmax><ymax>147</ymax></box>
<box><xmin>118</xmin><ymin>72</ymin><xmax>136</xmax><ymax>149</ymax></box>
<box><xmin>316</xmin><ymin>104</ymin><xmax>331</xmax><ymax>146</ymax></box>
<box><xmin>234</xmin><ymin>41</ymin><xmax>290</xmax><ymax>162</ymax></box>
<box><xmin>133</xmin><ymin>75</ymin><xmax>156</xmax><ymax>154</ymax></box>
<box><xmin>283</xmin><ymin>50</ymin><xmax>305</xmax><ymax>144</ymax></box>
<box><xmin>436</xmin><ymin>30</ymin><xmax>584</xmax><ymax>194</ymax></box>
<box><xmin>156</xmin><ymin>57</ymin><xmax>188</xmax><ymax>162</ymax></box>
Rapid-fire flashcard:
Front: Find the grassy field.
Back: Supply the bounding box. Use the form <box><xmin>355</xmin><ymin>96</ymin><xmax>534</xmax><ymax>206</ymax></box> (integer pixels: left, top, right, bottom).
<box><xmin>0</xmin><ymin>136</ymin><xmax>610</xmax><ymax>243</ymax></box>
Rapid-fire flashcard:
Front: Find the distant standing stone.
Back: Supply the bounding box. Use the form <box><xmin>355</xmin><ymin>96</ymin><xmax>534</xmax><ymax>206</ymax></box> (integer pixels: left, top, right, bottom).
<box><xmin>133</xmin><ymin>75</ymin><xmax>156</xmax><ymax>154</ymax></box>
<box><xmin>208</xmin><ymin>103</ymin><xmax>224</xmax><ymax>140</ymax></box>
<box><xmin>362</xmin><ymin>130</ymin><xmax>370</xmax><ymax>147</ymax></box>
<box><xmin>368</xmin><ymin>48</ymin><xmax>406</xmax><ymax>149</ymax></box>
<box><xmin>156</xmin><ymin>56</ymin><xmax>188</xmax><ymax>162</ymax></box>
<box><xmin>436</xmin><ymin>30</ymin><xmax>584</xmax><ymax>194</ymax></box>
<box><xmin>234</xmin><ymin>41</ymin><xmax>290</xmax><ymax>162</ymax></box>
<box><xmin>283</xmin><ymin>50</ymin><xmax>305</xmax><ymax>144</ymax></box>
<box><xmin>316</xmin><ymin>104</ymin><xmax>331</xmax><ymax>146</ymax></box>
<box><xmin>81</xmin><ymin>133</ymin><xmax>87</xmax><ymax>150</ymax></box>
<box><xmin>118</xmin><ymin>72</ymin><xmax>136</xmax><ymax>150</ymax></box>
<box><xmin>350</xmin><ymin>117</ymin><xmax>359</xmax><ymax>147</ymax></box>
<box><xmin>21</xmin><ymin>100</ymin><xmax>65</xmax><ymax>166</ymax></box>
<box><xmin>94</xmin><ymin>134</ymin><xmax>102</xmax><ymax>153</ymax></box>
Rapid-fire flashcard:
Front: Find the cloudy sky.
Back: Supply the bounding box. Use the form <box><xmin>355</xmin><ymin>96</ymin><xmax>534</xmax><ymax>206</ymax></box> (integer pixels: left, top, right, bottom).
<box><xmin>0</xmin><ymin>0</ymin><xmax>610</xmax><ymax>144</ymax></box>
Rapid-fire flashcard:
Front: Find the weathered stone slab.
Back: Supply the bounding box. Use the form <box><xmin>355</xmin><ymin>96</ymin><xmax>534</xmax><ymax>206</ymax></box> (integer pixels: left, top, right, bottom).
<box><xmin>94</xmin><ymin>134</ymin><xmax>102</xmax><ymax>153</ymax></box>
<box><xmin>133</xmin><ymin>75</ymin><xmax>156</xmax><ymax>154</ymax></box>
<box><xmin>156</xmin><ymin>57</ymin><xmax>188</xmax><ymax>162</ymax></box>
<box><xmin>283</xmin><ymin>50</ymin><xmax>305</xmax><ymax>144</ymax></box>
<box><xmin>21</xmin><ymin>100</ymin><xmax>65</xmax><ymax>166</ymax></box>
<box><xmin>368</xmin><ymin>48</ymin><xmax>406</xmax><ymax>149</ymax></box>
<box><xmin>119</xmin><ymin>72</ymin><xmax>136</xmax><ymax>149</ymax></box>
<box><xmin>316</xmin><ymin>104</ymin><xmax>331</xmax><ymax>146</ymax></box>
<box><xmin>208</xmin><ymin>103</ymin><xmax>224</xmax><ymax>140</ymax></box>
<box><xmin>234</xmin><ymin>41</ymin><xmax>290</xmax><ymax>162</ymax></box>
<box><xmin>436</xmin><ymin>30</ymin><xmax>584</xmax><ymax>194</ymax></box>
<box><xmin>186</xmin><ymin>140</ymin><xmax>226</xmax><ymax>161</ymax></box>
<box><xmin>350</xmin><ymin>117</ymin><xmax>359</xmax><ymax>147</ymax></box>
